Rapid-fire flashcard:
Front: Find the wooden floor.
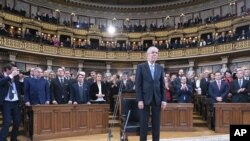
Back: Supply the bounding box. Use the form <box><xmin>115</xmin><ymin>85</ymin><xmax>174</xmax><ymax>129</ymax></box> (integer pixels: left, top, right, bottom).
<box><xmin>15</xmin><ymin>126</ymin><xmax>224</xmax><ymax>141</ymax></box>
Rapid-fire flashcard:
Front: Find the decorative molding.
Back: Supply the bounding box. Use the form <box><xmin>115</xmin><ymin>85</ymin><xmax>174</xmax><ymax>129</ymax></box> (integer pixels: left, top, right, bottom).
<box><xmin>1</xmin><ymin>37</ymin><xmax>250</xmax><ymax>62</ymax></box>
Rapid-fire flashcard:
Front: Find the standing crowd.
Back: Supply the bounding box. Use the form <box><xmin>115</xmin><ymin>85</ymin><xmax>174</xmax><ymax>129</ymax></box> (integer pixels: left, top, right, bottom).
<box><xmin>0</xmin><ymin>62</ymin><xmax>250</xmax><ymax>140</ymax></box>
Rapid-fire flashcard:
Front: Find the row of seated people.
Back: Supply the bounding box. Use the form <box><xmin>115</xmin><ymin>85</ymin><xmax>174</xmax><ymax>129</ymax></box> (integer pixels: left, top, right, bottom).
<box><xmin>1</xmin><ymin>23</ymin><xmax>250</xmax><ymax>51</ymax></box>
<box><xmin>1</xmin><ymin>3</ymin><xmax>250</xmax><ymax>33</ymax></box>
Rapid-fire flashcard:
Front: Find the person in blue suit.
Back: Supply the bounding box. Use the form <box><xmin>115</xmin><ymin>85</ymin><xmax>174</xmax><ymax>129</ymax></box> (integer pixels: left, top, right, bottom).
<box><xmin>176</xmin><ymin>76</ymin><xmax>193</xmax><ymax>103</ymax></box>
<box><xmin>0</xmin><ymin>63</ymin><xmax>21</xmax><ymax>141</ymax></box>
<box><xmin>71</xmin><ymin>72</ymin><xmax>90</xmax><ymax>104</ymax></box>
<box><xmin>209</xmin><ymin>71</ymin><xmax>229</xmax><ymax>104</ymax></box>
<box><xmin>136</xmin><ymin>46</ymin><xmax>167</xmax><ymax>141</ymax></box>
<box><xmin>24</xmin><ymin>67</ymin><xmax>50</xmax><ymax>105</ymax></box>
<box><xmin>24</xmin><ymin>67</ymin><xmax>50</xmax><ymax>140</ymax></box>
<box><xmin>208</xmin><ymin>71</ymin><xmax>229</xmax><ymax>130</ymax></box>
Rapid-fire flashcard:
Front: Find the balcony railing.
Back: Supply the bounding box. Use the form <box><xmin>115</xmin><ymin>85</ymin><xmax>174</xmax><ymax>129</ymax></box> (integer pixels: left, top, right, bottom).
<box><xmin>1</xmin><ymin>37</ymin><xmax>249</xmax><ymax>61</ymax></box>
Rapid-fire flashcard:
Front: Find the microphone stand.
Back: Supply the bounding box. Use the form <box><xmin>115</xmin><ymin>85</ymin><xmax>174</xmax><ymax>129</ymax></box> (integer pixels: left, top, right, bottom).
<box><xmin>107</xmin><ymin>80</ymin><xmax>123</xmax><ymax>141</ymax></box>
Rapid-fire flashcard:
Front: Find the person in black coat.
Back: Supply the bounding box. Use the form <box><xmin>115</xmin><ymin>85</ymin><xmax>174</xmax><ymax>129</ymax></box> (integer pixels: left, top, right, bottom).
<box><xmin>71</xmin><ymin>72</ymin><xmax>90</xmax><ymax>104</ymax></box>
<box><xmin>0</xmin><ymin>63</ymin><xmax>21</xmax><ymax>141</ymax></box>
<box><xmin>176</xmin><ymin>76</ymin><xmax>193</xmax><ymax>103</ymax></box>
<box><xmin>200</xmin><ymin>71</ymin><xmax>210</xmax><ymax>96</ymax></box>
<box><xmin>108</xmin><ymin>74</ymin><xmax>120</xmax><ymax>112</ymax></box>
<box><xmin>136</xmin><ymin>46</ymin><xmax>166</xmax><ymax>141</ymax></box>
<box><xmin>231</xmin><ymin>69</ymin><xmax>249</xmax><ymax>103</ymax></box>
<box><xmin>89</xmin><ymin>73</ymin><xmax>108</xmax><ymax>104</ymax></box>
<box><xmin>50</xmin><ymin>68</ymin><xmax>71</xmax><ymax>104</ymax></box>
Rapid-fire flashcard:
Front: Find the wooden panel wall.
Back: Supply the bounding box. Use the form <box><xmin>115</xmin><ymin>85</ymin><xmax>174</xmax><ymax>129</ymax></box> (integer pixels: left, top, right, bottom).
<box><xmin>31</xmin><ymin>104</ymin><xmax>109</xmax><ymax>140</ymax></box>
<box><xmin>215</xmin><ymin>103</ymin><xmax>250</xmax><ymax>133</ymax></box>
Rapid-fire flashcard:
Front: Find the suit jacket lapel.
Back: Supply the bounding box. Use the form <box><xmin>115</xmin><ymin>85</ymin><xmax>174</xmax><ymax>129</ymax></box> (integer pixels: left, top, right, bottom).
<box><xmin>57</xmin><ymin>77</ymin><xmax>63</xmax><ymax>88</ymax></box>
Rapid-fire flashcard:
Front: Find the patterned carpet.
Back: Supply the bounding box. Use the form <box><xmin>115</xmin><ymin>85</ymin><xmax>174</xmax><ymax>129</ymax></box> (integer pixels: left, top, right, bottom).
<box><xmin>155</xmin><ymin>134</ymin><xmax>229</xmax><ymax>141</ymax></box>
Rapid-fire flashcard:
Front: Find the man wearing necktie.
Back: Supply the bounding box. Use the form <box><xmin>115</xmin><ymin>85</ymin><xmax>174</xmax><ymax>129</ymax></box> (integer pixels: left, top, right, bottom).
<box><xmin>208</xmin><ymin>71</ymin><xmax>229</xmax><ymax>129</ymax></box>
<box><xmin>209</xmin><ymin>71</ymin><xmax>229</xmax><ymax>104</ymax></box>
<box><xmin>71</xmin><ymin>72</ymin><xmax>90</xmax><ymax>104</ymax></box>
<box><xmin>136</xmin><ymin>46</ymin><xmax>167</xmax><ymax>141</ymax></box>
<box><xmin>0</xmin><ymin>63</ymin><xmax>21</xmax><ymax>141</ymax></box>
<box><xmin>50</xmin><ymin>68</ymin><xmax>71</xmax><ymax>104</ymax></box>
<box><xmin>244</xmin><ymin>69</ymin><xmax>250</xmax><ymax>81</ymax></box>
<box><xmin>231</xmin><ymin>69</ymin><xmax>249</xmax><ymax>103</ymax></box>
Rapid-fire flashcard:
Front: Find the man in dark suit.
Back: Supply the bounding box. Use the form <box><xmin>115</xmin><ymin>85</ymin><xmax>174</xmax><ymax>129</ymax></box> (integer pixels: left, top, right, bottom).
<box><xmin>176</xmin><ymin>76</ymin><xmax>193</xmax><ymax>103</ymax></box>
<box><xmin>87</xmin><ymin>70</ymin><xmax>97</xmax><ymax>85</ymax></box>
<box><xmin>208</xmin><ymin>71</ymin><xmax>229</xmax><ymax>129</ymax></box>
<box><xmin>209</xmin><ymin>71</ymin><xmax>229</xmax><ymax>104</ymax></box>
<box><xmin>71</xmin><ymin>72</ymin><xmax>90</xmax><ymax>104</ymax></box>
<box><xmin>136</xmin><ymin>46</ymin><xmax>167</xmax><ymax>141</ymax></box>
<box><xmin>231</xmin><ymin>69</ymin><xmax>249</xmax><ymax>103</ymax></box>
<box><xmin>200</xmin><ymin>71</ymin><xmax>210</xmax><ymax>96</ymax></box>
<box><xmin>24</xmin><ymin>67</ymin><xmax>50</xmax><ymax>139</ymax></box>
<box><xmin>173</xmin><ymin>69</ymin><xmax>185</xmax><ymax>89</ymax></box>
<box><xmin>121</xmin><ymin>73</ymin><xmax>134</xmax><ymax>93</ymax></box>
<box><xmin>50</xmin><ymin>68</ymin><xmax>71</xmax><ymax>104</ymax></box>
<box><xmin>0</xmin><ymin>64</ymin><xmax>21</xmax><ymax>141</ymax></box>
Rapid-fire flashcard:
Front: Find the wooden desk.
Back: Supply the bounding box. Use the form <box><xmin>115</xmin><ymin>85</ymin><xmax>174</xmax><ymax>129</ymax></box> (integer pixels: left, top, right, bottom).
<box><xmin>215</xmin><ymin>103</ymin><xmax>250</xmax><ymax>133</ymax></box>
<box><xmin>31</xmin><ymin>104</ymin><xmax>109</xmax><ymax>140</ymax></box>
<box><xmin>161</xmin><ymin>103</ymin><xmax>194</xmax><ymax>131</ymax></box>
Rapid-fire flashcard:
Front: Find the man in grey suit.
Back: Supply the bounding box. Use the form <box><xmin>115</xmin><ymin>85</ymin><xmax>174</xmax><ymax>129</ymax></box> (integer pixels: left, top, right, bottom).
<box><xmin>136</xmin><ymin>46</ymin><xmax>167</xmax><ymax>141</ymax></box>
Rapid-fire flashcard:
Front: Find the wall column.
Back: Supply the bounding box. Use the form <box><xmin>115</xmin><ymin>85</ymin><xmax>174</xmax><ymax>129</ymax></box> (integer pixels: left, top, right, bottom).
<box><xmin>221</xmin><ymin>56</ymin><xmax>229</xmax><ymax>73</ymax></box>
<box><xmin>132</xmin><ymin>63</ymin><xmax>138</xmax><ymax>74</ymax></box>
<box><xmin>46</xmin><ymin>58</ymin><xmax>53</xmax><ymax>71</ymax></box>
<box><xmin>9</xmin><ymin>52</ymin><xmax>17</xmax><ymax>64</ymax></box>
<box><xmin>78</xmin><ymin>61</ymin><xmax>83</xmax><ymax>72</ymax></box>
<box><xmin>106</xmin><ymin>62</ymin><xmax>111</xmax><ymax>73</ymax></box>
<box><xmin>188</xmin><ymin>59</ymin><xmax>195</xmax><ymax>76</ymax></box>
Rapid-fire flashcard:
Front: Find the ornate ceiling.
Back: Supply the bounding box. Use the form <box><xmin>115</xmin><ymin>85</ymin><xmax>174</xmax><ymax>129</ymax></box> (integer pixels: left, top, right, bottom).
<box><xmin>51</xmin><ymin>0</ymin><xmax>208</xmax><ymax>12</ymax></box>
<box><xmin>76</xmin><ymin>0</ymin><xmax>179</xmax><ymax>5</ymax></box>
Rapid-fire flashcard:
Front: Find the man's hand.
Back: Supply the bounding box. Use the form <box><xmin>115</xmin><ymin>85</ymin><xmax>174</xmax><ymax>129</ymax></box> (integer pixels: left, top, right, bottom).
<box><xmin>161</xmin><ymin>102</ymin><xmax>167</xmax><ymax>110</ymax></box>
<box><xmin>25</xmin><ymin>102</ymin><xmax>31</xmax><ymax>107</ymax></box>
<box><xmin>9</xmin><ymin>70</ymin><xmax>19</xmax><ymax>79</ymax></box>
<box><xmin>52</xmin><ymin>100</ymin><xmax>58</xmax><ymax>104</ymax></box>
<box><xmin>138</xmin><ymin>101</ymin><xmax>144</xmax><ymax>109</ymax></box>
<box><xmin>216</xmin><ymin>97</ymin><xmax>222</xmax><ymax>102</ymax></box>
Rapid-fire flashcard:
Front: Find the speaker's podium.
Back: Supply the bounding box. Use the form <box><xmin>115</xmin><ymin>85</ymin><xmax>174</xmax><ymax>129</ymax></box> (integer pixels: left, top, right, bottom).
<box><xmin>119</xmin><ymin>94</ymin><xmax>194</xmax><ymax>141</ymax></box>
